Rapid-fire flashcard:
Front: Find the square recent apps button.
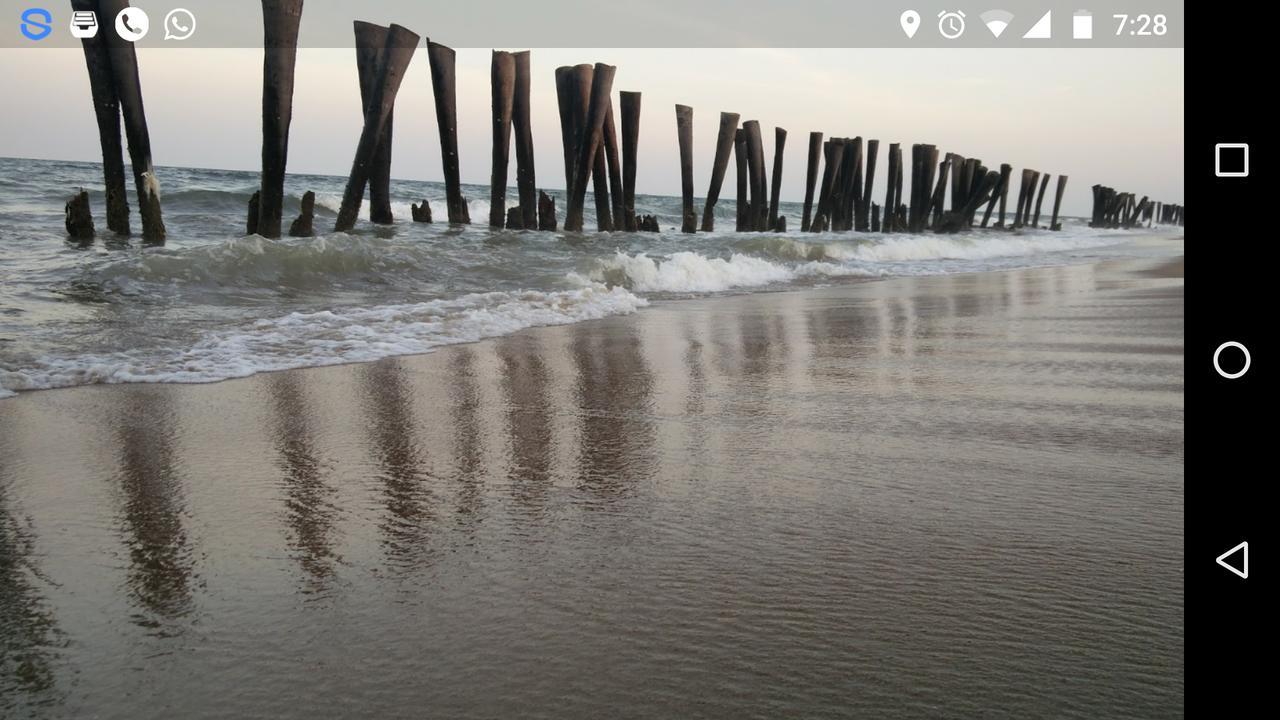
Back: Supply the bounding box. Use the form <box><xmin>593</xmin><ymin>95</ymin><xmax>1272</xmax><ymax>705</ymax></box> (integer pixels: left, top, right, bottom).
<box><xmin>1215</xmin><ymin>143</ymin><xmax>1249</xmax><ymax>177</ymax></box>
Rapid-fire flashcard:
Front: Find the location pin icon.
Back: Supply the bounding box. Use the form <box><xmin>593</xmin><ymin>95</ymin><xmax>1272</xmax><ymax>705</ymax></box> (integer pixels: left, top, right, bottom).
<box><xmin>901</xmin><ymin>10</ymin><xmax>921</xmax><ymax>38</ymax></box>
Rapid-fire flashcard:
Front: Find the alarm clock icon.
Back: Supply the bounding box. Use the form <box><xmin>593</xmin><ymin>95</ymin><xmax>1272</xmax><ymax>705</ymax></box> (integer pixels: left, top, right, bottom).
<box><xmin>938</xmin><ymin>10</ymin><xmax>966</xmax><ymax>39</ymax></box>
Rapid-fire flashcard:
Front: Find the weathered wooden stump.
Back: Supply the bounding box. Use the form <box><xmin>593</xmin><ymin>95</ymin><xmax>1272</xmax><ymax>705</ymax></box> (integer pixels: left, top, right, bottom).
<box><xmin>336</xmin><ymin>25</ymin><xmax>418</xmax><ymax>232</ymax></box>
<box><xmin>701</xmin><ymin>111</ymin><xmax>740</xmax><ymax>232</ymax></box>
<box><xmin>742</xmin><ymin>121</ymin><xmax>767</xmax><ymax>231</ymax></box>
<box><xmin>603</xmin><ymin>106</ymin><xmax>625</xmax><ymax>231</ymax></box>
<box><xmin>538</xmin><ymin>190</ymin><xmax>556</xmax><ymax>230</ymax></box>
<box><xmin>848</xmin><ymin>137</ymin><xmax>865</xmax><ymax>232</ymax></box>
<box><xmin>619</xmin><ymin>91</ymin><xmax>642</xmax><ymax>231</ymax></box>
<box><xmin>1031</xmin><ymin>173</ymin><xmax>1051</xmax><ymax>229</ymax></box>
<box><xmin>411</xmin><ymin>200</ymin><xmax>433</xmax><ymax>223</ymax></box>
<box><xmin>676</xmin><ymin>104</ymin><xmax>696</xmax><ymax>233</ymax></box>
<box><xmin>506</xmin><ymin>206</ymin><xmax>522</xmax><ymax>229</ymax></box>
<box><xmin>734</xmin><ymin>129</ymin><xmax>748</xmax><ymax>232</ymax></box>
<box><xmin>427</xmin><ymin>41</ymin><xmax>470</xmax><ymax>224</ymax></box>
<box><xmin>1012</xmin><ymin>169</ymin><xmax>1032</xmax><ymax>228</ymax></box>
<box><xmin>353</xmin><ymin>21</ymin><xmax>393</xmax><ymax>226</ymax></box>
<box><xmin>982</xmin><ymin>163</ymin><xmax>1010</xmax><ymax>228</ymax></box>
<box><xmin>100</xmin><ymin>0</ymin><xmax>165</xmax><ymax>244</ymax></box>
<box><xmin>592</xmin><ymin>133</ymin><xmax>613</xmax><ymax>231</ymax></box>
<box><xmin>929</xmin><ymin>155</ymin><xmax>952</xmax><ymax>230</ymax></box>
<box><xmin>639</xmin><ymin>214</ymin><xmax>660</xmax><ymax>232</ymax></box>
<box><xmin>882</xmin><ymin>143</ymin><xmax>900</xmax><ymax>232</ymax></box>
<box><xmin>815</xmin><ymin>140</ymin><xmax>845</xmax><ymax>233</ymax></box>
<box><xmin>246</xmin><ymin>191</ymin><xmax>261</xmax><ymax>235</ymax></box>
<box><xmin>768</xmin><ymin>127</ymin><xmax>787</xmax><ymax>231</ymax></box>
<box><xmin>871</xmin><ymin>202</ymin><xmax>881</xmax><ymax>232</ymax></box>
<box><xmin>565</xmin><ymin>64</ymin><xmax>615</xmax><ymax>232</ymax></box>
<box><xmin>65</xmin><ymin>189</ymin><xmax>94</xmax><ymax>240</ymax></box>
<box><xmin>774</xmin><ymin>217</ymin><xmax>787</xmax><ymax>232</ymax></box>
<box><xmin>512</xmin><ymin>51</ymin><xmax>537</xmax><ymax>231</ymax></box>
<box><xmin>289</xmin><ymin>190</ymin><xmax>315</xmax><ymax>237</ymax></box>
<box><xmin>938</xmin><ymin>170</ymin><xmax>1000</xmax><ymax>233</ymax></box>
<box><xmin>801</xmin><ymin>131</ymin><xmax>823</xmax><ymax>232</ymax></box>
<box><xmin>71</xmin><ymin>0</ymin><xmax>128</xmax><ymax>235</ymax></box>
<box><xmin>858</xmin><ymin>139</ymin><xmax>879</xmax><ymax>232</ymax></box>
<box><xmin>489</xmin><ymin>50</ymin><xmax>516</xmax><ymax>228</ymax></box>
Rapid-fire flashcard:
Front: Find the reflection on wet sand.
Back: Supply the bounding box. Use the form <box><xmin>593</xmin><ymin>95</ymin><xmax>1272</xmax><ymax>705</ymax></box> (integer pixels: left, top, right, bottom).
<box><xmin>0</xmin><ymin>427</ymin><xmax>62</xmax><ymax>712</ymax></box>
<box><xmin>571</xmin><ymin>322</ymin><xmax>656</xmax><ymax>499</ymax></box>
<box><xmin>266</xmin><ymin>373</ymin><xmax>339</xmax><ymax>589</ymax></box>
<box><xmin>447</xmin><ymin>350</ymin><xmax>486</xmax><ymax>528</ymax></box>
<box><xmin>111</xmin><ymin>387</ymin><xmax>198</xmax><ymax>628</ymax></box>
<box><xmin>358</xmin><ymin>360</ymin><xmax>437</xmax><ymax>570</ymax></box>
<box><xmin>496</xmin><ymin>335</ymin><xmax>554</xmax><ymax>512</ymax></box>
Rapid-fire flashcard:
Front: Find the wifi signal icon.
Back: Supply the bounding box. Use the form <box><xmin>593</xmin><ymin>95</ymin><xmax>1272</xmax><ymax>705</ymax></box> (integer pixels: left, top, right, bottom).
<box><xmin>981</xmin><ymin>9</ymin><xmax>1014</xmax><ymax>38</ymax></box>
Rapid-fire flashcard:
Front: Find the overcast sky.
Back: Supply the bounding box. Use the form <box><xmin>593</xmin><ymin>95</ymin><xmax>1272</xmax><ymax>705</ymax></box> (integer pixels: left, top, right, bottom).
<box><xmin>0</xmin><ymin>47</ymin><xmax>1182</xmax><ymax>214</ymax></box>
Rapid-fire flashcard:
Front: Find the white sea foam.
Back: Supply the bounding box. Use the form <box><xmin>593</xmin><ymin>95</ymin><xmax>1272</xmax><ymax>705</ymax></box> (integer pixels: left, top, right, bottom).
<box><xmin>821</xmin><ymin>231</ymin><xmax>1124</xmax><ymax>263</ymax></box>
<box><xmin>0</xmin><ymin>285</ymin><xmax>646</xmax><ymax>397</ymax></box>
<box><xmin>574</xmin><ymin>251</ymin><xmax>879</xmax><ymax>293</ymax></box>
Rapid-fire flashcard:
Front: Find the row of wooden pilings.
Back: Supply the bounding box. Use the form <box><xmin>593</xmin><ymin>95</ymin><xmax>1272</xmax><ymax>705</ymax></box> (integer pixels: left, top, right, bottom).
<box><xmin>65</xmin><ymin>2</ymin><xmax>1180</xmax><ymax>245</ymax></box>
<box><xmin>1088</xmin><ymin>186</ymin><xmax>1184</xmax><ymax>229</ymax></box>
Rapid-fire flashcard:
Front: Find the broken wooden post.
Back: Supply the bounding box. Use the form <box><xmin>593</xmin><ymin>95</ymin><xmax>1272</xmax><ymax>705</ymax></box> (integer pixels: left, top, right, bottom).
<box><xmin>836</xmin><ymin>138</ymin><xmax>860</xmax><ymax>232</ymax></box>
<box><xmin>554</xmin><ymin>67</ymin><xmax>576</xmax><ymax>193</ymax></box>
<box><xmin>700</xmin><ymin>111</ymin><xmax>740</xmax><ymax>231</ymax></box>
<box><xmin>676</xmin><ymin>104</ymin><xmax>696</xmax><ymax>233</ymax></box>
<box><xmin>734</xmin><ymin>129</ymin><xmax>749</xmax><ymax>232</ymax></box>
<box><xmin>859</xmin><ymin>139</ymin><xmax>879</xmax><ymax>232</ymax></box>
<box><xmin>815</xmin><ymin>140</ymin><xmax>845</xmax><ymax>233</ymax></box>
<box><xmin>993</xmin><ymin>164</ymin><xmax>1012</xmax><ymax>228</ymax></box>
<box><xmin>619</xmin><ymin>91</ymin><xmax>641</xmax><ymax>231</ymax></box>
<box><xmin>289</xmin><ymin>190</ymin><xmax>315</xmax><ymax>237</ymax></box>
<box><xmin>938</xmin><ymin>170</ymin><xmax>1000</xmax><ymax>233</ymax></box>
<box><xmin>335</xmin><ymin>25</ymin><xmax>419</xmax><ymax>231</ymax></box>
<box><xmin>565</xmin><ymin>63</ymin><xmax>615</xmax><ymax>232</ymax></box>
<box><xmin>917</xmin><ymin>145</ymin><xmax>938</xmax><ymax>233</ymax></box>
<box><xmin>538</xmin><ymin>190</ymin><xmax>556</xmax><ymax>230</ymax></box>
<box><xmin>506</xmin><ymin>206</ymin><xmax>522</xmax><ymax>229</ymax></box>
<box><xmin>966</xmin><ymin>161</ymin><xmax>987</xmax><ymax>228</ymax></box>
<box><xmin>592</xmin><ymin>135</ymin><xmax>613</xmax><ymax>231</ymax></box>
<box><xmin>893</xmin><ymin>145</ymin><xmax>905</xmax><ymax>231</ymax></box>
<box><xmin>929</xmin><ymin>155</ymin><xmax>951</xmax><ymax>230</ymax></box>
<box><xmin>512</xmin><ymin>51</ymin><xmax>537</xmax><ymax>230</ymax></box>
<box><xmin>604</xmin><ymin>106</ymin><xmax>625</xmax><ymax>231</ymax></box>
<box><xmin>353</xmin><ymin>21</ymin><xmax>394</xmax><ymax>226</ymax></box>
<box><xmin>65</xmin><ymin>189</ymin><xmax>94</xmax><ymax>240</ymax></box>
<box><xmin>768</xmin><ymin>127</ymin><xmax>787</xmax><ymax>231</ymax></box>
<box><xmin>1012</xmin><ymin>169</ymin><xmax>1032</xmax><ymax>228</ymax></box>
<box><xmin>1023</xmin><ymin>171</ymin><xmax>1041</xmax><ymax>228</ymax></box>
<box><xmin>246</xmin><ymin>191</ymin><xmax>261</xmax><ymax>235</ymax></box>
<box><xmin>427</xmin><ymin>41</ymin><xmax>470</xmax><ymax>224</ymax></box>
<box><xmin>883</xmin><ymin>142</ymin><xmax>900</xmax><ymax>232</ymax></box>
<box><xmin>411</xmin><ymin>200</ymin><xmax>432</xmax><ymax>222</ymax></box>
<box><xmin>982</xmin><ymin>163</ymin><xmax>1010</xmax><ymax>228</ymax></box>
<box><xmin>948</xmin><ymin>153</ymin><xmax>966</xmax><ymax>213</ymax></box>
<box><xmin>871</xmin><ymin>202</ymin><xmax>881</xmax><ymax>232</ymax></box>
<box><xmin>849</xmin><ymin>137</ymin><xmax>865</xmax><ymax>232</ymax></box>
<box><xmin>1031</xmin><ymin>173</ymin><xmax>1051</xmax><ymax>229</ymax></box>
<box><xmin>742</xmin><ymin>121</ymin><xmax>767</xmax><ymax>231</ymax></box>
<box><xmin>71</xmin><ymin>0</ymin><xmax>128</xmax><ymax>235</ymax></box>
<box><xmin>100</xmin><ymin>0</ymin><xmax>165</xmax><ymax>244</ymax></box>
<box><xmin>489</xmin><ymin>50</ymin><xmax>516</xmax><ymax>228</ymax></box>
<box><xmin>801</xmin><ymin>131</ymin><xmax>822</xmax><ymax>232</ymax></box>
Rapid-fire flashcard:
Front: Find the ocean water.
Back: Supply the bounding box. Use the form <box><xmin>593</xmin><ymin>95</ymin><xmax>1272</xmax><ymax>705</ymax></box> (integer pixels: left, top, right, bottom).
<box><xmin>0</xmin><ymin>156</ymin><xmax>1176</xmax><ymax>398</ymax></box>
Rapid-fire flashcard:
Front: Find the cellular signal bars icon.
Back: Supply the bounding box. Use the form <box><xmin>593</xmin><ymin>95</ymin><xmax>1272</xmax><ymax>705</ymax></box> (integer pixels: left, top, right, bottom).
<box><xmin>980</xmin><ymin>9</ymin><xmax>1013</xmax><ymax>38</ymax></box>
<box><xmin>1023</xmin><ymin>10</ymin><xmax>1051</xmax><ymax>39</ymax></box>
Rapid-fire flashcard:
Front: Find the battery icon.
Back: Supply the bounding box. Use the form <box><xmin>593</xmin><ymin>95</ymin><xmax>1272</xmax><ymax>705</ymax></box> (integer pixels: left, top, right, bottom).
<box><xmin>1073</xmin><ymin>10</ymin><xmax>1093</xmax><ymax>39</ymax></box>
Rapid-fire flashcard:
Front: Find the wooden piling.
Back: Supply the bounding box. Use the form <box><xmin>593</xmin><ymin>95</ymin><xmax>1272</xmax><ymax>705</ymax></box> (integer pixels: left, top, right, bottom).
<box><xmin>929</xmin><ymin>155</ymin><xmax>951</xmax><ymax>230</ymax></box>
<box><xmin>676</xmin><ymin>104</ymin><xmax>696</xmax><ymax>233</ymax></box>
<box><xmin>742</xmin><ymin>121</ymin><xmax>767</xmax><ymax>231</ymax></box>
<box><xmin>838</xmin><ymin>138</ymin><xmax>862</xmax><ymax>232</ymax></box>
<box><xmin>893</xmin><ymin>146</ymin><xmax>905</xmax><ymax>232</ymax></box>
<box><xmin>512</xmin><ymin>51</ymin><xmax>537</xmax><ymax>230</ymax></box>
<box><xmin>801</xmin><ymin>131</ymin><xmax>822</xmax><ymax>232</ymax></box>
<box><xmin>288</xmin><ymin>190</ymin><xmax>315</xmax><ymax>237</ymax></box>
<box><xmin>768</xmin><ymin>127</ymin><xmax>787</xmax><ymax>231</ymax></box>
<box><xmin>1031</xmin><ymin>173</ymin><xmax>1051</xmax><ymax>229</ymax></box>
<box><xmin>700</xmin><ymin>111</ymin><xmax>740</xmax><ymax>232</ymax></box>
<box><xmin>603</xmin><ymin>106</ymin><xmax>625</xmax><ymax>231</ymax></box>
<box><xmin>554</xmin><ymin>67</ymin><xmax>576</xmax><ymax>193</ymax></box>
<box><xmin>506</xmin><ymin>206</ymin><xmax>522</xmax><ymax>229</ymax></box>
<box><xmin>427</xmin><ymin>41</ymin><xmax>470</xmax><ymax>224</ymax></box>
<box><xmin>619</xmin><ymin>91</ymin><xmax>641</xmax><ymax>231</ymax></box>
<box><xmin>859</xmin><ymin>139</ymin><xmax>879</xmax><ymax>232</ymax></box>
<box><xmin>353</xmin><ymin>21</ymin><xmax>395</xmax><ymax>226</ymax></box>
<box><xmin>1012</xmin><ymin>169</ymin><xmax>1032</xmax><ymax>228</ymax></box>
<box><xmin>592</xmin><ymin>140</ymin><xmax>613</xmax><ymax>231</ymax></box>
<box><xmin>335</xmin><ymin>25</ymin><xmax>419</xmax><ymax>232</ymax></box>
<box><xmin>815</xmin><ymin>140</ymin><xmax>845</xmax><ymax>233</ymax></box>
<box><xmin>538</xmin><ymin>190</ymin><xmax>556</xmax><ymax>230</ymax></box>
<box><xmin>881</xmin><ymin>143</ymin><xmax>899</xmax><ymax>232</ymax></box>
<box><xmin>994</xmin><ymin>164</ymin><xmax>1012</xmax><ymax>227</ymax></box>
<box><xmin>982</xmin><ymin>164</ymin><xmax>1010</xmax><ymax>228</ymax></box>
<box><xmin>411</xmin><ymin>200</ymin><xmax>432</xmax><ymax>222</ymax></box>
<box><xmin>1023</xmin><ymin>171</ymin><xmax>1041</xmax><ymax>228</ymax></box>
<box><xmin>848</xmin><ymin>137</ymin><xmax>865</xmax><ymax>231</ymax></box>
<box><xmin>246</xmin><ymin>191</ymin><xmax>261</xmax><ymax>235</ymax></box>
<box><xmin>100</xmin><ymin>0</ymin><xmax>165</xmax><ymax>243</ymax></box>
<box><xmin>71</xmin><ymin>0</ymin><xmax>128</xmax><ymax>235</ymax></box>
<box><xmin>734</xmin><ymin>129</ymin><xmax>749</xmax><ymax>232</ymax></box>
<box><xmin>489</xmin><ymin>50</ymin><xmax>516</xmax><ymax>228</ymax></box>
<box><xmin>65</xmin><ymin>189</ymin><xmax>94</xmax><ymax>240</ymax></box>
<box><xmin>565</xmin><ymin>63</ymin><xmax>616</xmax><ymax>232</ymax></box>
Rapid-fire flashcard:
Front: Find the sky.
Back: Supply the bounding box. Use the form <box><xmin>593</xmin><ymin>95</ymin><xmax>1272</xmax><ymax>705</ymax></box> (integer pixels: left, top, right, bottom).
<box><xmin>0</xmin><ymin>47</ymin><xmax>1183</xmax><ymax>215</ymax></box>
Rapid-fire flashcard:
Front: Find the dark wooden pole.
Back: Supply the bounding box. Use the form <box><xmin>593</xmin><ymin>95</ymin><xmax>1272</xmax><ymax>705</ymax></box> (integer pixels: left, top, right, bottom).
<box><xmin>849</xmin><ymin>137</ymin><xmax>865</xmax><ymax>231</ymax></box>
<box><xmin>982</xmin><ymin>163</ymin><xmax>1009</xmax><ymax>228</ymax></box>
<box><xmin>565</xmin><ymin>63</ymin><xmax>615</xmax><ymax>232</ymax></box>
<box><xmin>353</xmin><ymin>21</ymin><xmax>395</xmax><ymax>227</ymax></box>
<box><xmin>335</xmin><ymin>25</ymin><xmax>418</xmax><ymax>231</ymax></box>
<box><xmin>742</xmin><ymin>121</ymin><xmax>767</xmax><ymax>231</ymax></box>
<box><xmin>701</xmin><ymin>111</ymin><xmax>740</xmax><ymax>231</ymax></box>
<box><xmin>511</xmin><ymin>51</ymin><xmax>537</xmax><ymax>230</ymax></box>
<box><xmin>604</xmin><ymin>105</ymin><xmax>625</xmax><ymax>230</ymax></box>
<box><xmin>883</xmin><ymin>142</ymin><xmax>900</xmax><ymax>232</ymax></box>
<box><xmin>1012</xmin><ymin>169</ymin><xmax>1031</xmax><ymax>228</ymax></box>
<box><xmin>859</xmin><ymin>139</ymin><xmax>879</xmax><ymax>232</ymax></box>
<box><xmin>72</xmin><ymin>0</ymin><xmax>128</xmax><ymax>235</ymax></box>
<box><xmin>929</xmin><ymin>155</ymin><xmax>951</xmax><ymax>230</ymax></box>
<box><xmin>619</xmin><ymin>91</ymin><xmax>641</xmax><ymax>231</ymax></box>
<box><xmin>949</xmin><ymin>153</ymin><xmax>966</xmax><ymax>213</ymax></box>
<box><xmin>1031</xmin><ymin>173</ymin><xmax>1051</xmax><ymax>229</ymax></box>
<box><xmin>554</xmin><ymin>67</ymin><xmax>575</xmax><ymax>194</ymax></box>
<box><xmin>100</xmin><ymin>0</ymin><xmax>165</xmax><ymax>244</ymax></box>
<box><xmin>676</xmin><ymin>104</ymin><xmax>696</xmax><ymax>233</ymax></box>
<box><xmin>427</xmin><ymin>41</ymin><xmax>470</xmax><ymax>224</ymax></box>
<box><xmin>815</xmin><ymin>140</ymin><xmax>845</xmax><ymax>233</ymax></box>
<box><xmin>65</xmin><ymin>189</ymin><xmax>94</xmax><ymax>240</ymax></box>
<box><xmin>489</xmin><ymin>50</ymin><xmax>515</xmax><ymax>228</ymax></box>
<box><xmin>289</xmin><ymin>190</ymin><xmax>315</xmax><ymax>237</ymax></box>
<box><xmin>734</xmin><ymin>129</ymin><xmax>748</xmax><ymax>232</ymax></box>
<box><xmin>801</xmin><ymin>131</ymin><xmax>822</xmax><ymax>232</ymax></box>
<box><xmin>592</xmin><ymin>139</ymin><xmax>613</xmax><ymax>231</ymax></box>
<box><xmin>768</xmin><ymin>127</ymin><xmax>787</xmax><ymax>231</ymax></box>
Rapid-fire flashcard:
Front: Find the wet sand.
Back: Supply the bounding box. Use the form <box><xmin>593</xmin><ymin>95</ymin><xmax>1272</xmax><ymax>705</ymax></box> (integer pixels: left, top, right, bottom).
<box><xmin>1</xmin><ymin>245</ymin><xmax>1184</xmax><ymax>718</ymax></box>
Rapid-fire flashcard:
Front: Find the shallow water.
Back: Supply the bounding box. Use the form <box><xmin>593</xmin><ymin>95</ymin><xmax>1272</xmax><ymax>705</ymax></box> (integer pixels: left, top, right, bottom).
<box><xmin>1</xmin><ymin>258</ymin><xmax>1183</xmax><ymax>718</ymax></box>
<box><xmin>0</xmin><ymin>157</ymin><xmax>1177</xmax><ymax>398</ymax></box>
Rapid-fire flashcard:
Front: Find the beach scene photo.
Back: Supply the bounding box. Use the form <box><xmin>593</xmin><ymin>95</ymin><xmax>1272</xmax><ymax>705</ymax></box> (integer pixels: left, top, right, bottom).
<box><xmin>1</xmin><ymin>3</ymin><xmax>1182</xmax><ymax>717</ymax></box>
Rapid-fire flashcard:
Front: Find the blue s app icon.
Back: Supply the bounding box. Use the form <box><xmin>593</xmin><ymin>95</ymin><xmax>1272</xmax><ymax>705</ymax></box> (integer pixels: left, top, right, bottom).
<box><xmin>20</xmin><ymin>7</ymin><xmax>52</xmax><ymax>40</ymax></box>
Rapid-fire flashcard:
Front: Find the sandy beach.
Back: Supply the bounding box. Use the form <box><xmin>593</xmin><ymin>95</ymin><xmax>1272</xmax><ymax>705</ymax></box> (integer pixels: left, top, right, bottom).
<box><xmin>1</xmin><ymin>244</ymin><xmax>1184</xmax><ymax>718</ymax></box>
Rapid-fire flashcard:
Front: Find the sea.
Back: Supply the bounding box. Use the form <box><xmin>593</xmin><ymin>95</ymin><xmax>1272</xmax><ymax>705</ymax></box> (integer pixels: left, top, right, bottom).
<box><xmin>0</xmin><ymin>156</ymin><xmax>1177</xmax><ymax>399</ymax></box>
